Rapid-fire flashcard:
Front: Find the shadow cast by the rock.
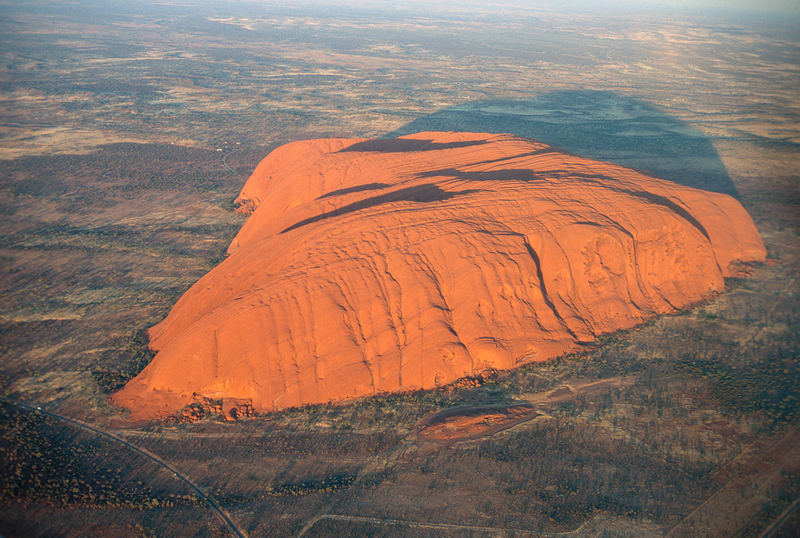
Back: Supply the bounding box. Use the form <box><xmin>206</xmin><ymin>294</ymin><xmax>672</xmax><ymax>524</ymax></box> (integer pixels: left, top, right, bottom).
<box><xmin>388</xmin><ymin>90</ymin><xmax>738</xmax><ymax>197</ymax></box>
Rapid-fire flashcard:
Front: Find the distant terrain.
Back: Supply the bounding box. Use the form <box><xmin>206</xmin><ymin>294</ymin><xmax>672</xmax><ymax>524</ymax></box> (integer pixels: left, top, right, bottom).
<box><xmin>1</xmin><ymin>1</ymin><xmax>798</xmax><ymax>536</ymax></box>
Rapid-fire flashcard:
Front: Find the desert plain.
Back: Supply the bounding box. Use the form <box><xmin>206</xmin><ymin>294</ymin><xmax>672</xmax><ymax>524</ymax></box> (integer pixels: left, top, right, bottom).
<box><xmin>1</xmin><ymin>1</ymin><xmax>799</xmax><ymax>536</ymax></box>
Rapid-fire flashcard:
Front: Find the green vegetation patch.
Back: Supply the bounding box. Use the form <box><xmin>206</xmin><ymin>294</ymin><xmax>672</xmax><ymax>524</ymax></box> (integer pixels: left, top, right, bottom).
<box><xmin>0</xmin><ymin>402</ymin><xmax>198</xmax><ymax>508</ymax></box>
<box><xmin>118</xmin><ymin>171</ymin><xmax>228</xmax><ymax>192</ymax></box>
<box><xmin>265</xmin><ymin>473</ymin><xmax>356</xmax><ymax>497</ymax></box>
<box><xmin>674</xmin><ymin>352</ymin><xmax>800</xmax><ymax>425</ymax></box>
<box><xmin>92</xmin><ymin>329</ymin><xmax>155</xmax><ymax>393</ymax></box>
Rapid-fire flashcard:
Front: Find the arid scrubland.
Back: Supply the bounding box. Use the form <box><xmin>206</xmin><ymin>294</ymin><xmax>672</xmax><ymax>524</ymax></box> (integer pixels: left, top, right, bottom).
<box><xmin>1</xmin><ymin>1</ymin><xmax>798</xmax><ymax>535</ymax></box>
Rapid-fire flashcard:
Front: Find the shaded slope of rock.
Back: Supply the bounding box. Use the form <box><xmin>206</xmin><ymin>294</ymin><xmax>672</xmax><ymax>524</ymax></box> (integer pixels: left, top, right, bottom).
<box><xmin>112</xmin><ymin>132</ymin><xmax>766</xmax><ymax>420</ymax></box>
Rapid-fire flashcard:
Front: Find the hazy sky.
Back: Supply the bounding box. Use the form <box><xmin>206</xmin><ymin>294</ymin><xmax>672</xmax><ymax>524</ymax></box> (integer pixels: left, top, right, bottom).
<box><xmin>588</xmin><ymin>0</ymin><xmax>799</xmax><ymax>11</ymax></box>
<box><xmin>252</xmin><ymin>0</ymin><xmax>800</xmax><ymax>21</ymax></box>
<box><xmin>456</xmin><ymin>0</ymin><xmax>800</xmax><ymax>14</ymax></box>
<box><xmin>186</xmin><ymin>0</ymin><xmax>799</xmax><ymax>15</ymax></box>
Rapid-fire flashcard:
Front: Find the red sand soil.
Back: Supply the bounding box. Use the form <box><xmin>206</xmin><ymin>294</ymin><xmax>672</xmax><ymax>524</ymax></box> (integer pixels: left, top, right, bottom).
<box><xmin>417</xmin><ymin>403</ymin><xmax>540</xmax><ymax>444</ymax></box>
<box><xmin>111</xmin><ymin>131</ymin><xmax>766</xmax><ymax>420</ymax></box>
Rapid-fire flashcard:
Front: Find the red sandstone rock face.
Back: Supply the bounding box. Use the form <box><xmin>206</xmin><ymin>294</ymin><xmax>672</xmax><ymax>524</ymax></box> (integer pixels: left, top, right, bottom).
<box><xmin>111</xmin><ymin>132</ymin><xmax>766</xmax><ymax>420</ymax></box>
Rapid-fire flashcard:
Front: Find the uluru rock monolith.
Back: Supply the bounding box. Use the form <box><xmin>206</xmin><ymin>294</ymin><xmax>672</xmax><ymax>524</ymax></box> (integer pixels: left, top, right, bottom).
<box><xmin>112</xmin><ymin>131</ymin><xmax>766</xmax><ymax>420</ymax></box>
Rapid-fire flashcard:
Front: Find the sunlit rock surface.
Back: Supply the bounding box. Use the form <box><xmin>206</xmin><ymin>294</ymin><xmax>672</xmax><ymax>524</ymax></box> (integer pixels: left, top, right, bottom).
<box><xmin>112</xmin><ymin>132</ymin><xmax>766</xmax><ymax>419</ymax></box>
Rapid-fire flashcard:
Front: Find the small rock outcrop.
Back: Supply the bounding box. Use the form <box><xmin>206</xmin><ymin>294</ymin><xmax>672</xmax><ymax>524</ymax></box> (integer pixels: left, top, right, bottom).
<box><xmin>112</xmin><ymin>132</ymin><xmax>766</xmax><ymax>420</ymax></box>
